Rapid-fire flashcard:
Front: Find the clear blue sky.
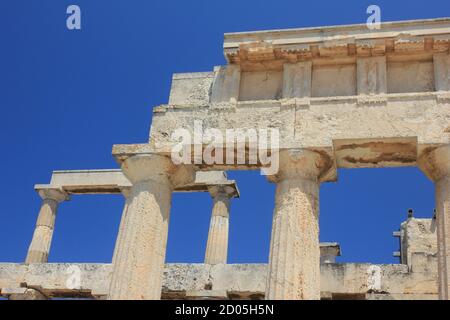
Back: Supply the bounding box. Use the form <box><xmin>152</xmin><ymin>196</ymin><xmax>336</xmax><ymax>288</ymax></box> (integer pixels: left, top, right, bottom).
<box><xmin>0</xmin><ymin>1</ymin><xmax>447</xmax><ymax>265</ymax></box>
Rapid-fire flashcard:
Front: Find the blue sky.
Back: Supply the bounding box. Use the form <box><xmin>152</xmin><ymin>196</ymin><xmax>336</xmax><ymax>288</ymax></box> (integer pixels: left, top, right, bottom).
<box><xmin>0</xmin><ymin>1</ymin><xmax>447</xmax><ymax>265</ymax></box>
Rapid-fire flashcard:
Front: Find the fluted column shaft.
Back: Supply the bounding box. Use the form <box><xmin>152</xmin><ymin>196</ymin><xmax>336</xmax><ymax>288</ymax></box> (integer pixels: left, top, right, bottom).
<box><xmin>266</xmin><ymin>150</ymin><xmax>326</xmax><ymax>300</ymax></box>
<box><xmin>419</xmin><ymin>145</ymin><xmax>450</xmax><ymax>300</ymax></box>
<box><xmin>204</xmin><ymin>186</ymin><xmax>234</xmax><ymax>264</ymax></box>
<box><xmin>436</xmin><ymin>175</ymin><xmax>450</xmax><ymax>299</ymax></box>
<box><xmin>26</xmin><ymin>189</ymin><xmax>68</xmax><ymax>263</ymax></box>
<box><xmin>108</xmin><ymin>154</ymin><xmax>175</xmax><ymax>300</ymax></box>
<box><xmin>112</xmin><ymin>188</ymin><xmax>131</xmax><ymax>265</ymax></box>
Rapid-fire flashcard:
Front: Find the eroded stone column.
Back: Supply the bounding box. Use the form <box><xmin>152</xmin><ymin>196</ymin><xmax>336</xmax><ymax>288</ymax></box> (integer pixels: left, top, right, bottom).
<box><xmin>204</xmin><ymin>186</ymin><xmax>235</xmax><ymax>265</ymax></box>
<box><xmin>436</xmin><ymin>181</ymin><xmax>449</xmax><ymax>300</ymax></box>
<box><xmin>25</xmin><ymin>188</ymin><xmax>68</xmax><ymax>264</ymax></box>
<box><xmin>108</xmin><ymin>154</ymin><xmax>175</xmax><ymax>300</ymax></box>
<box><xmin>434</xmin><ymin>148</ymin><xmax>450</xmax><ymax>300</ymax></box>
<box><xmin>419</xmin><ymin>145</ymin><xmax>450</xmax><ymax>300</ymax></box>
<box><xmin>266</xmin><ymin>150</ymin><xmax>328</xmax><ymax>300</ymax></box>
<box><xmin>112</xmin><ymin>187</ymin><xmax>131</xmax><ymax>265</ymax></box>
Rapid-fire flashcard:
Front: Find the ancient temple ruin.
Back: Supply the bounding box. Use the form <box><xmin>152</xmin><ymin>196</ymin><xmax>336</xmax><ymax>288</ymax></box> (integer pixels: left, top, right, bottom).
<box><xmin>1</xmin><ymin>17</ymin><xmax>450</xmax><ymax>300</ymax></box>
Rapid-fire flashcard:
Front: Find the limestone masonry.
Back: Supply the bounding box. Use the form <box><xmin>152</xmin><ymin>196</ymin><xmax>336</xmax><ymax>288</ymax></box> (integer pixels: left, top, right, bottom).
<box><xmin>1</xmin><ymin>18</ymin><xmax>450</xmax><ymax>300</ymax></box>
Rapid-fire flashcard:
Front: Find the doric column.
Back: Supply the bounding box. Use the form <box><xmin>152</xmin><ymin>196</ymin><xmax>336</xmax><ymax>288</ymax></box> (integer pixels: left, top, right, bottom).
<box><xmin>265</xmin><ymin>149</ymin><xmax>329</xmax><ymax>300</ymax></box>
<box><xmin>25</xmin><ymin>188</ymin><xmax>68</xmax><ymax>264</ymax></box>
<box><xmin>111</xmin><ymin>187</ymin><xmax>131</xmax><ymax>265</ymax></box>
<box><xmin>108</xmin><ymin>154</ymin><xmax>175</xmax><ymax>300</ymax></box>
<box><xmin>419</xmin><ymin>145</ymin><xmax>450</xmax><ymax>300</ymax></box>
<box><xmin>204</xmin><ymin>185</ymin><xmax>235</xmax><ymax>265</ymax></box>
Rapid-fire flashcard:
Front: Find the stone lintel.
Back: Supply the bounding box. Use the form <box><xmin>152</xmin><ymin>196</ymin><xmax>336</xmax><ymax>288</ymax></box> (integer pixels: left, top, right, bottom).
<box><xmin>112</xmin><ymin>144</ymin><xmax>156</xmax><ymax>163</ymax></box>
<box><xmin>320</xmin><ymin>243</ymin><xmax>342</xmax><ymax>258</ymax></box>
<box><xmin>49</xmin><ymin>169</ymin><xmax>131</xmax><ymax>194</ymax></box>
<box><xmin>333</xmin><ymin>137</ymin><xmax>419</xmax><ymax>169</ymax></box>
<box><xmin>34</xmin><ymin>185</ymin><xmax>69</xmax><ymax>202</ymax></box>
<box><xmin>36</xmin><ymin>170</ymin><xmax>237</xmax><ymax>196</ymax></box>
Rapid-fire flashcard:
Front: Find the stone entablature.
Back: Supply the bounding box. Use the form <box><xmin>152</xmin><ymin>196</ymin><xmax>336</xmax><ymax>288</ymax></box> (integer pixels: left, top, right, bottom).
<box><xmin>223</xmin><ymin>18</ymin><xmax>450</xmax><ymax>68</ymax></box>
<box><xmin>168</xmin><ymin>18</ymin><xmax>450</xmax><ymax>107</ymax></box>
<box><xmin>151</xmin><ymin>19</ymin><xmax>450</xmax><ymax>177</ymax></box>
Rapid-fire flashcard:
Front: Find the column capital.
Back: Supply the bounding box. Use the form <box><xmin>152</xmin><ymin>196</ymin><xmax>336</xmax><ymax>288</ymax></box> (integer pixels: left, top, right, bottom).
<box><xmin>119</xmin><ymin>187</ymin><xmax>132</xmax><ymax>199</ymax></box>
<box><xmin>418</xmin><ymin>145</ymin><xmax>450</xmax><ymax>181</ymax></box>
<box><xmin>268</xmin><ymin>149</ymin><xmax>332</xmax><ymax>183</ymax></box>
<box><xmin>121</xmin><ymin>154</ymin><xmax>174</xmax><ymax>184</ymax></box>
<box><xmin>120</xmin><ymin>154</ymin><xmax>195</xmax><ymax>188</ymax></box>
<box><xmin>207</xmin><ymin>185</ymin><xmax>238</xmax><ymax>199</ymax></box>
<box><xmin>34</xmin><ymin>186</ymin><xmax>69</xmax><ymax>203</ymax></box>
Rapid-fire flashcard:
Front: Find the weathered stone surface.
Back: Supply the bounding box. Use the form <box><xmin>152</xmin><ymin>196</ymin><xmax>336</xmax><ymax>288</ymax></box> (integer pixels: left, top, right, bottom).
<box><xmin>148</xmin><ymin>93</ymin><xmax>450</xmax><ymax>172</ymax></box>
<box><xmin>8</xmin><ymin>289</ymin><xmax>47</xmax><ymax>300</ymax></box>
<box><xmin>0</xmin><ymin>258</ymin><xmax>438</xmax><ymax>300</ymax></box>
<box><xmin>169</xmin><ymin>72</ymin><xmax>214</xmax><ymax>107</ymax></box>
<box><xmin>419</xmin><ymin>145</ymin><xmax>450</xmax><ymax>299</ymax></box>
<box><xmin>436</xmin><ymin>177</ymin><xmax>450</xmax><ymax>300</ymax></box>
<box><xmin>108</xmin><ymin>155</ymin><xmax>175</xmax><ymax>300</ymax></box>
<box><xmin>39</xmin><ymin>169</ymin><xmax>236</xmax><ymax>195</ymax></box>
<box><xmin>3</xmin><ymin>18</ymin><xmax>450</xmax><ymax>301</ymax></box>
<box><xmin>0</xmin><ymin>218</ymin><xmax>439</xmax><ymax>299</ymax></box>
<box><xmin>210</xmin><ymin>65</ymin><xmax>240</xmax><ymax>105</ymax></box>
<box><xmin>25</xmin><ymin>188</ymin><xmax>68</xmax><ymax>264</ymax></box>
<box><xmin>399</xmin><ymin>218</ymin><xmax>437</xmax><ymax>266</ymax></box>
<box><xmin>265</xmin><ymin>150</ymin><xmax>327</xmax><ymax>300</ymax></box>
<box><xmin>434</xmin><ymin>53</ymin><xmax>450</xmax><ymax>91</ymax></box>
<box><xmin>145</xmin><ymin>18</ymin><xmax>450</xmax><ymax>179</ymax></box>
<box><xmin>320</xmin><ymin>243</ymin><xmax>341</xmax><ymax>264</ymax></box>
<box><xmin>357</xmin><ymin>56</ymin><xmax>387</xmax><ymax>95</ymax></box>
<box><xmin>204</xmin><ymin>186</ymin><xmax>237</xmax><ymax>265</ymax></box>
<box><xmin>223</xmin><ymin>18</ymin><xmax>450</xmax><ymax>67</ymax></box>
<box><xmin>282</xmin><ymin>62</ymin><xmax>312</xmax><ymax>99</ymax></box>
<box><xmin>47</xmin><ymin>169</ymin><xmax>132</xmax><ymax>194</ymax></box>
